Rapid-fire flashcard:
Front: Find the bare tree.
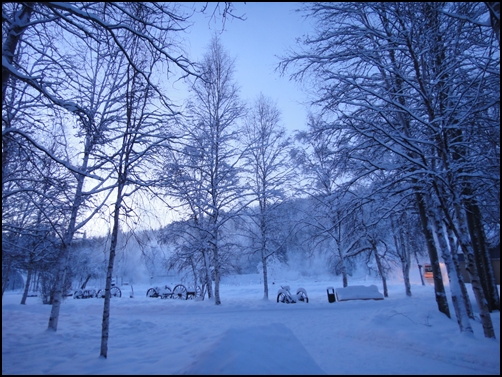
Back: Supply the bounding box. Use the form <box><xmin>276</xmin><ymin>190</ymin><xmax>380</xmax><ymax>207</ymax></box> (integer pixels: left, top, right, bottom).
<box><xmin>241</xmin><ymin>94</ymin><xmax>294</xmax><ymax>300</ymax></box>
<box><xmin>175</xmin><ymin>36</ymin><xmax>246</xmax><ymax>305</ymax></box>
<box><xmin>46</xmin><ymin>36</ymin><xmax>128</xmax><ymax>332</ymax></box>
<box><xmin>3</xmin><ymin>2</ymin><xmax>246</xmax><ymax>336</ymax></box>
<box><xmin>291</xmin><ymin>116</ymin><xmax>368</xmax><ymax>287</ymax></box>
<box><xmin>99</xmin><ymin>12</ymin><xmax>178</xmax><ymax>356</ymax></box>
<box><xmin>2</xmin><ymin>3</ymin><xmax>197</xmax><ymax>111</ymax></box>
<box><xmin>279</xmin><ymin>2</ymin><xmax>498</xmax><ymax>338</ymax></box>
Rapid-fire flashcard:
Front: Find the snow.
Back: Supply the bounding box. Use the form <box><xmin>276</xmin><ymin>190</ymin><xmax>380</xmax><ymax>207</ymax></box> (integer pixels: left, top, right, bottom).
<box><xmin>2</xmin><ymin>270</ymin><xmax>500</xmax><ymax>375</ymax></box>
<box><xmin>335</xmin><ymin>284</ymin><xmax>384</xmax><ymax>301</ymax></box>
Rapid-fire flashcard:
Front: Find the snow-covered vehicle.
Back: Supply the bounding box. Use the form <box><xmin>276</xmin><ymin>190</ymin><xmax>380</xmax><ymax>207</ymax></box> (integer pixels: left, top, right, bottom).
<box><xmin>147</xmin><ymin>283</ymin><xmax>205</xmax><ymax>300</ymax></box>
<box><xmin>146</xmin><ymin>285</ymin><xmax>172</xmax><ymax>298</ymax></box>
<box><xmin>277</xmin><ymin>285</ymin><xmax>308</xmax><ymax>303</ymax></box>
<box><xmin>96</xmin><ymin>286</ymin><xmax>122</xmax><ymax>298</ymax></box>
<box><xmin>73</xmin><ymin>288</ymin><xmax>97</xmax><ymax>299</ymax></box>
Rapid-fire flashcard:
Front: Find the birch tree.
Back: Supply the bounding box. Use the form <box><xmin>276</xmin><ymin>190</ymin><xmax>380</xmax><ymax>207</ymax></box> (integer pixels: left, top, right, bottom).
<box><xmin>159</xmin><ymin>145</ymin><xmax>217</xmax><ymax>299</ymax></box>
<box><xmin>390</xmin><ymin>213</ymin><xmax>414</xmax><ymax>297</ymax></box>
<box><xmin>292</xmin><ymin>116</ymin><xmax>368</xmax><ymax>287</ymax></box>
<box><xmin>179</xmin><ymin>36</ymin><xmax>246</xmax><ymax>305</ymax></box>
<box><xmin>2</xmin><ymin>2</ymin><xmax>189</xmax><ymax>331</ymax></box>
<box><xmin>279</xmin><ymin>2</ymin><xmax>498</xmax><ymax>338</ymax></box>
<box><xmin>99</xmin><ymin>5</ymin><xmax>182</xmax><ymax>356</ymax></box>
<box><xmin>3</xmin><ymin>2</ymin><xmax>244</xmax><ymax>333</ymax></box>
<box><xmin>242</xmin><ymin>94</ymin><xmax>293</xmax><ymax>300</ymax></box>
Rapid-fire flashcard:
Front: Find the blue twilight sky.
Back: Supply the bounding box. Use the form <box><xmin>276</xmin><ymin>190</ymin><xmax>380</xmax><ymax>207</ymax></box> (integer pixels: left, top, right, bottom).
<box><xmin>179</xmin><ymin>2</ymin><xmax>315</xmax><ymax>135</ymax></box>
<box><xmin>85</xmin><ymin>3</ymin><xmax>317</xmax><ymax>236</ymax></box>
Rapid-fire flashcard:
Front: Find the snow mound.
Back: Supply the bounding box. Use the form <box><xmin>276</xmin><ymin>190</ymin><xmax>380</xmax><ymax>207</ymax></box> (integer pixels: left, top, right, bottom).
<box><xmin>179</xmin><ymin>323</ymin><xmax>325</xmax><ymax>375</ymax></box>
<box><xmin>335</xmin><ymin>285</ymin><xmax>384</xmax><ymax>301</ymax></box>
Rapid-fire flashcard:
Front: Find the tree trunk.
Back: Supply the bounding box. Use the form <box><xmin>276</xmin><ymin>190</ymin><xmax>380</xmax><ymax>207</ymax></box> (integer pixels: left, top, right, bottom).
<box><xmin>430</xmin><ymin>176</ymin><xmax>496</xmax><ymax>338</ymax></box>
<box><xmin>213</xmin><ymin>242</ymin><xmax>221</xmax><ymax>305</ymax></box>
<box><xmin>445</xmin><ymin>226</ymin><xmax>474</xmax><ymax>319</ymax></box>
<box><xmin>399</xmin><ymin>237</ymin><xmax>412</xmax><ymax>297</ymax></box>
<box><xmin>262</xmin><ymin>254</ymin><xmax>269</xmax><ymax>300</ymax></box>
<box><xmin>415</xmin><ymin>192</ymin><xmax>451</xmax><ymax>318</ymax></box>
<box><xmin>335</xmin><ymin>241</ymin><xmax>348</xmax><ymax>288</ymax></box>
<box><xmin>402</xmin><ymin>257</ymin><xmax>411</xmax><ymax>297</ymax></box>
<box><xmin>32</xmin><ymin>271</ymin><xmax>40</xmax><ymax>292</ymax></box>
<box><xmin>47</xmin><ymin>134</ymin><xmax>92</xmax><ymax>332</ymax></box>
<box><xmin>452</xmin><ymin>203</ymin><xmax>496</xmax><ymax>339</ymax></box>
<box><xmin>47</xmin><ymin>245</ymin><xmax>70</xmax><ymax>331</ymax></box>
<box><xmin>392</xmin><ymin>216</ymin><xmax>412</xmax><ymax>297</ymax></box>
<box><xmin>413</xmin><ymin>251</ymin><xmax>426</xmax><ymax>286</ymax></box>
<box><xmin>429</xmin><ymin>207</ymin><xmax>473</xmax><ymax>334</ymax></box>
<box><xmin>100</xmin><ymin>183</ymin><xmax>123</xmax><ymax>358</ymax></box>
<box><xmin>373</xmin><ymin>244</ymin><xmax>388</xmax><ymax>298</ymax></box>
<box><xmin>2</xmin><ymin>259</ymin><xmax>12</xmax><ymax>298</ymax></box>
<box><xmin>465</xmin><ymin>200</ymin><xmax>500</xmax><ymax>312</ymax></box>
<box><xmin>81</xmin><ymin>274</ymin><xmax>92</xmax><ymax>290</ymax></box>
<box><xmin>202</xmin><ymin>249</ymin><xmax>213</xmax><ymax>299</ymax></box>
<box><xmin>189</xmin><ymin>258</ymin><xmax>198</xmax><ymax>294</ymax></box>
<box><xmin>20</xmin><ymin>268</ymin><xmax>33</xmax><ymax>305</ymax></box>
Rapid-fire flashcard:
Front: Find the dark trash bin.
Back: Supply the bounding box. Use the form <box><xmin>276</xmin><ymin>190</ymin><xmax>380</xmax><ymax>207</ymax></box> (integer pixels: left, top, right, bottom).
<box><xmin>327</xmin><ymin>287</ymin><xmax>336</xmax><ymax>303</ymax></box>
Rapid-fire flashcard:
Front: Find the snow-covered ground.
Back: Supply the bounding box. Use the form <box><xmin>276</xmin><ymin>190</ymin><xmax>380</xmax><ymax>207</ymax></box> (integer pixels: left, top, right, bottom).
<box><xmin>2</xmin><ymin>270</ymin><xmax>500</xmax><ymax>375</ymax></box>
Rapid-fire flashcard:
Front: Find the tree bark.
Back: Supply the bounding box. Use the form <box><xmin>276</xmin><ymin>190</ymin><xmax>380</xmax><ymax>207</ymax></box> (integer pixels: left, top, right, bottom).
<box><xmin>451</xmin><ymin>203</ymin><xmax>496</xmax><ymax>339</ymax></box>
<box><xmin>392</xmin><ymin>215</ymin><xmax>412</xmax><ymax>297</ymax></box>
<box><xmin>2</xmin><ymin>4</ymin><xmax>33</xmax><ymax>106</ymax></box>
<box><xmin>262</xmin><ymin>254</ymin><xmax>269</xmax><ymax>300</ymax></box>
<box><xmin>373</xmin><ymin>244</ymin><xmax>388</xmax><ymax>298</ymax></box>
<box><xmin>465</xmin><ymin>200</ymin><xmax>500</xmax><ymax>312</ymax></box>
<box><xmin>47</xmin><ymin>135</ymin><xmax>91</xmax><ymax>331</ymax></box>
<box><xmin>100</xmin><ymin>184</ymin><xmax>122</xmax><ymax>358</ymax></box>
<box><xmin>81</xmin><ymin>274</ymin><xmax>92</xmax><ymax>290</ymax></box>
<box><xmin>202</xmin><ymin>249</ymin><xmax>213</xmax><ymax>299</ymax></box>
<box><xmin>2</xmin><ymin>259</ymin><xmax>13</xmax><ymax>298</ymax></box>
<box><xmin>445</xmin><ymin>226</ymin><xmax>474</xmax><ymax>319</ymax></box>
<box><xmin>212</xmin><ymin>235</ymin><xmax>222</xmax><ymax>305</ymax></box>
<box><xmin>20</xmin><ymin>268</ymin><xmax>33</xmax><ymax>305</ymax></box>
<box><xmin>415</xmin><ymin>192</ymin><xmax>451</xmax><ymax>318</ymax></box>
<box><xmin>428</xmin><ymin>204</ymin><xmax>473</xmax><ymax>334</ymax></box>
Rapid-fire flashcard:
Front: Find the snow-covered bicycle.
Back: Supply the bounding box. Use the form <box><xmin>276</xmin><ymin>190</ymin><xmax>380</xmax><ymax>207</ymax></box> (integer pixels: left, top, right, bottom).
<box><xmin>146</xmin><ymin>283</ymin><xmax>206</xmax><ymax>300</ymax></box>
<box><xmin>96</xmin><ymin>286</ymin><xmax>122</xmax><ymax>298</ymax></box>
<box><xmin>277</xmin><ymin>285</ymin><xmax>308</xmax><ymax>303</ymax></box>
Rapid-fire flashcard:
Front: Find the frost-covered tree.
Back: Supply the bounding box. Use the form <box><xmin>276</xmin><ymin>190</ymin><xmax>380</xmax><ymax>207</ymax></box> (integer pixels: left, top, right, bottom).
<box><xmin>2</xmin><ymin>2</ymin><xmax>191</xmax><ymax>332</ymax></box>
<box><xmin>99</xmin><ymin>11</ymin><xmax>182</xmax><ymax>356</ymax></box>
<box><xmin>389</xmin><ymin>213</ymin><xmax>414</xmax><ymax>298</ymax></box>
<box><xmin>3</xmin><ymin>1</ymin><xmax>245</xmax><ymax>336</ymax></box>
<box><xmin>2</xmin><ymin>138</ymin><xmax>71</xmax><ymax>301</ymax></box>
<box><xmin>292</xmin><ymin>116</ymin><xmax>369</xmax><ymax>287</ymax></box>
<box><xmin>280</xmin><ymin>2</ymin><xmax>498</xmax><ymax>338</ymax></box>
<box><xmin>242</xmin><ymin>94</ymin><xmax>294</xmax><ymax>300</ymax></box>
<box><xmin>168</xmin><ymin>36</ymin><xmax>246</xmax><ymax>305</ymax></box>
<box><xmin>2</xmin><ymin>3</ymin><xmax>198</xmax><ymax>110</ymax></box>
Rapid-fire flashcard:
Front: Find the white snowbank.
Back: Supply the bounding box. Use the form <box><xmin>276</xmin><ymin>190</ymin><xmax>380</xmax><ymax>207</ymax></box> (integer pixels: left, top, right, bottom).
<box><xmin>335</xmin><ymin>285</ymin><xmax>384</xmax><ymax>301</ymax></box>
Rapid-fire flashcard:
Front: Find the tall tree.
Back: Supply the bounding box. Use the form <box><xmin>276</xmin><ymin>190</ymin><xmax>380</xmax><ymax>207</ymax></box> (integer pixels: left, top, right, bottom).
<box><xmin>279</xmin><ymin>2</ymin><xmax>498</xmax><ymax>338</ymax></box>
<box><xmin>2</xmin><ymin>2</ymin><xmax>195</xmax><ymax>332</ymax></box>
<box><xmin>99</xmin><ymin>3</ymin><xmax>181</xmax><ymax>356</ymax></box>
<box><xmin>46</xmin><ymin>36</ymin><xmax>127</xmax><ymax>332</ymax></box>
<box><xmin>181</xmin><ymin>36</ymin><xmax>246</xmax><ymax>305</ymax></box>
<box><xmin>292</xmin><ymin>115</ymin><xmax>368</xmax><ymax>287</ymax></box>
<box><xmin>242</xmin><ymin>94</ymin><xmax>293</xmax><ymax>300</ymax></box>
<box><xmin>2</xmin><ymin>1</ymin><xmax>244</xmax><ymax>333</ymax></box>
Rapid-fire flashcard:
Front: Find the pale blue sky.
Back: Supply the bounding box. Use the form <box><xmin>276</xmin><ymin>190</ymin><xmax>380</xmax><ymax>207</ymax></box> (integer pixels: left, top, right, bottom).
<box><xmin>182</xmin><ymin>2</ymin><xmax>314</xmax><ymax>134</ymax></box>
<box><xmin>84</xmin><ymin>4</ymin><xmax>316</xmax><ymax>236</ymax></box>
